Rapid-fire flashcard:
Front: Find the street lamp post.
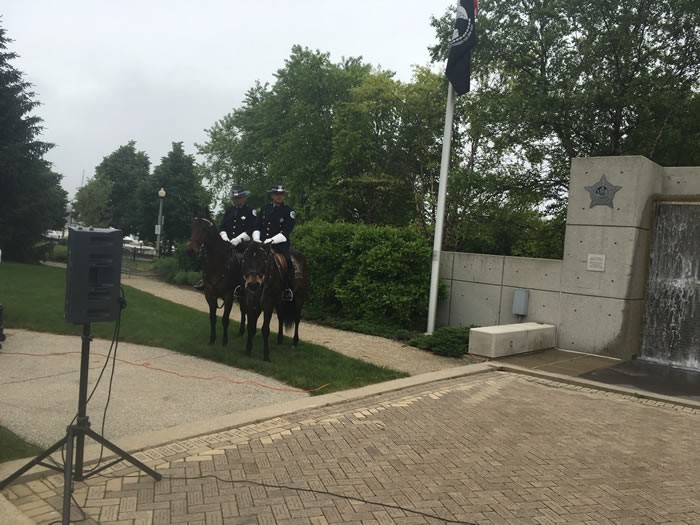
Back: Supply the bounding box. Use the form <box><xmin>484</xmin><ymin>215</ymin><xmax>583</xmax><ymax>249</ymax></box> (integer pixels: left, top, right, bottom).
<box><xmin>156</xmin><ymin>187</ymin><xmax>166</xmax><ymax>257</ymax></box>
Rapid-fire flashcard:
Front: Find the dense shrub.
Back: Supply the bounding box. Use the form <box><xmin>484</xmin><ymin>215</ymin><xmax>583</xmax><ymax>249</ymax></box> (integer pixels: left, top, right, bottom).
<box><xmin>294</xmin><ymin>221</ymin><xmax>432</xmax><ymax>330</ymax></box>
<box><xmin>173</xmin><ymin>270</ymin><xmax>201</xmax><ymax>286</ymax></box>
<box><xmin>152</xmin><ymin>243</ymin><xmax>201</xmax><ymax>285</ymax></box>
<box><xmin>153</xmin><ymin>256</ymin><xmax>179</xmax><ymax>282</ymax></box>
<box><xmin>174</xmin><ymin>242</ymin><xmax>201</xmax><ymax>272</ymax></box>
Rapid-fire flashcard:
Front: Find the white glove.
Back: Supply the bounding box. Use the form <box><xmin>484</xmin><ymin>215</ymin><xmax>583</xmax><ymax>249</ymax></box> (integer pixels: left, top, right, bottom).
<box><xmin>219</xmin><ymin>231</ymin><xmax>229</xmax><ymax>242</ymax></box>
<box><xmin>252</xmin><ymin>230</ymin><xmax>261</xmax><ymax>243</ymax></box>
<box><xmin>230</xmin><ymin>232</ymin><xmax>250</xmax><ymax>246</ymax></box>
<box><xmin>263</xmin><ymin>237</ymin><xmax>273</xmax><ymax>244</ymax></box>
<box><xmin>269</xmin><ymin>233</ymin><xmax>287</xmax><ymax>244</ymax></box>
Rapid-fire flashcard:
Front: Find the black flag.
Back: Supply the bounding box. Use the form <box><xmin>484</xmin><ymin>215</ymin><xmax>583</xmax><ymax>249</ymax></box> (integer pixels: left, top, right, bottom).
<box><xmin>446</xmin><ymin>0</ymin><xmax>477</xmax><ymax>95</ymax></box>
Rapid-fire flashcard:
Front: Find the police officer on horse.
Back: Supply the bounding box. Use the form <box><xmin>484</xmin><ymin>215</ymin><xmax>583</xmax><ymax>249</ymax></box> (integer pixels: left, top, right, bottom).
<box><xmin>252</xmin><ymin>182</ymin><xmax>295</xmax><ymax>301</ymax></box>
<box><xmin>194</xmin><ymin>185</ymin><xmax>256</xmax><ymax>291</ymax></box>
<box><xmin>219</xmin><ymin>185</ymin><xmax>256</xmax><ymax>246</ymax></box>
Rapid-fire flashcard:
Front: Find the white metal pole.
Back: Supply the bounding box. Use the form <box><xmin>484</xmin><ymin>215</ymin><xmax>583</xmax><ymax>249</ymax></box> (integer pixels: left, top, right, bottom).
<box><xmin>426</xmin><ymin>82</ymin><xmax>456</xmax><ymax>333</ymax></box>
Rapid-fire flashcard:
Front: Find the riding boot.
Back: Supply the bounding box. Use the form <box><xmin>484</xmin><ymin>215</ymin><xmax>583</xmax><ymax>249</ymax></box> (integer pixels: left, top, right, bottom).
<box><xmin>282</xmin><ymin>255</ymin><xmax>294</xmax><ymax>302</ymax></box>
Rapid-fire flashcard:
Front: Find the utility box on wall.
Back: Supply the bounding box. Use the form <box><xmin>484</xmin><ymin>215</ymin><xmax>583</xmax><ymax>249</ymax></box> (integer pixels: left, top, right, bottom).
<box><xmin>512</xmin><ymin>288</ymin><xmax>529</xmax><ymax>316</ymax></box>
<box><xmin>64</xmin><ymin>227</ymin><xmax>123</xmax><ymax>324</ymax></box>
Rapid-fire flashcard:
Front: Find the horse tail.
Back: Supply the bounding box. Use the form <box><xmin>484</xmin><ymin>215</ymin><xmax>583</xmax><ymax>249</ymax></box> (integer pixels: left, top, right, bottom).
<box><xmin>277</xmin><ymin>299</ymin><xmax>295</xmax><ymax>330</ymax></box>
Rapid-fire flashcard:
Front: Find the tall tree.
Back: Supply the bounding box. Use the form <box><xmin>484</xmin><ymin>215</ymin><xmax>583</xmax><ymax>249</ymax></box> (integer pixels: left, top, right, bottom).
<box><xmin>198</xmin><ymin>46</ymin><xmax>372</xmax><ymax>218</ymax></box>
<box><xmin>431</xmin><ymin>0</ymin><xmax>699</xmax><ymax>208</ymax></box>
<box><xmin>0</xmin><ymin>21</ymin><xmax>67</xmax><ymax>261</ymax></box>
<box><xmin>92</xmin><ymin>141</ymin><xmax>151</xmax><ymax>233</ymax></box>
<box><xmin>137</xmin><ymin>142</ymin><xmax>209</xmax><ymax>249</ymax></box>
<box><xmin>72</xmin><ymin>176</ymin><xmax>111</xmax><ymax>227</ymax></box>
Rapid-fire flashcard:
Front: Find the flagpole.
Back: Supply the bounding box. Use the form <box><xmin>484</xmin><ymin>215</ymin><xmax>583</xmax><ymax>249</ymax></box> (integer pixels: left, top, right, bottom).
<box><xmin>426</xmin><ymin>82</ymin><xmax>456</xmax><ymax>334</ymax></box>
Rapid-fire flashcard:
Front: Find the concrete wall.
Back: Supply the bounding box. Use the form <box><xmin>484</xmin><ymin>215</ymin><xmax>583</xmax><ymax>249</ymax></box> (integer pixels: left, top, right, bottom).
<box><xmin>438</xmin><ymin>156</ymin><xmax>700</xmax><ymax>360</ymax></box>
<box><xmin>437</xmin><ymin>252</ymin><xmax>562</xmax><ymax>329</ymax></box>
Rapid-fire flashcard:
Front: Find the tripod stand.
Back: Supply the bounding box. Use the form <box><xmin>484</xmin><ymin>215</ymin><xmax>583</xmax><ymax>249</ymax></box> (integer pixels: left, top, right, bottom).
<box><xmin>0</xmin><ymin>323</ymin><xmax>162</xmax><ymax>524</ymax></box>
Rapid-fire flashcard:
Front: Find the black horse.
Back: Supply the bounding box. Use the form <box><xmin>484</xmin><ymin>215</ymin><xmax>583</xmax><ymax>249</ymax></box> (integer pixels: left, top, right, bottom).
<box><xmin>241</xmin><ymin>242</ymin><xmax>308</xmax><ymax>361</ymax></box>
<box><xmin>186</xmin><ymin>215</ymin><xmax>245</xmax><ymax>345</ymax></box>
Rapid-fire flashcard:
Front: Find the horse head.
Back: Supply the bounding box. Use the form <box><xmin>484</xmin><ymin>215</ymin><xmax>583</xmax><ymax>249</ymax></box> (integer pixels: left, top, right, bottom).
<box><xmin>241</xmin><ymin>242</ymin><xmax>270</xmax><ymax>304</ymax></box>
<box><xmin>186</xmin><ymin>217</ymin><xmax>215</xmax><ymax>257</ymax></box>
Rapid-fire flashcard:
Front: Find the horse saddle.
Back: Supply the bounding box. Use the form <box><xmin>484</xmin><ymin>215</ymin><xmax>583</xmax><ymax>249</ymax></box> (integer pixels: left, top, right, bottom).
<box><xmin>273</xmin><ymin>252</ymin><xmax>302</xmax><ymax>279</ymax></box>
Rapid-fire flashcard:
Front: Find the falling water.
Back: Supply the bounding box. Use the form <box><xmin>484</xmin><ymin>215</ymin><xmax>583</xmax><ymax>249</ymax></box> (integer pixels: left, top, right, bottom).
<box><xmin>640</xmin><ymin>203</ymin><xmax>700</xmax><ymax>370</ymax></box>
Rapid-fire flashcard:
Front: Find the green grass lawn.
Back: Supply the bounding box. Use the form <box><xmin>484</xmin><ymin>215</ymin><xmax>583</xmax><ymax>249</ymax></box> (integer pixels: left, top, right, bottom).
<box><xmin>0</xmin><ymin>262</ymin><xmax>408</xmax><ymax>462</ymax></box>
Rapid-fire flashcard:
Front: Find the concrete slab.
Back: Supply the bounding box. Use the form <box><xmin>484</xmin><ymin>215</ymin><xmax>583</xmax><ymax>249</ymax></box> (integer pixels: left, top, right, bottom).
<box><xmin>469</xmin><ymin>322</ymin><xmax>555</xmax><ymax>358</ymax></box>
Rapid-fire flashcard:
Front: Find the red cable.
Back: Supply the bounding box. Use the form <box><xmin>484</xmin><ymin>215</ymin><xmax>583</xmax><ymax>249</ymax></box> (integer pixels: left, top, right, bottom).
<box><xmin>1</xmin><ymin>351</ymin><xmax>329</xmax><ymax>393</ymax></box>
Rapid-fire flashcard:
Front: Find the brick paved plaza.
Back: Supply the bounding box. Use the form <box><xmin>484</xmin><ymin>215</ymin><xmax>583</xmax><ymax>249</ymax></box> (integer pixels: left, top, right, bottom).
<box><xmin>3</xmin><ymin>370</ymin><xmax>699</xmax><ymax>524</ymax></box>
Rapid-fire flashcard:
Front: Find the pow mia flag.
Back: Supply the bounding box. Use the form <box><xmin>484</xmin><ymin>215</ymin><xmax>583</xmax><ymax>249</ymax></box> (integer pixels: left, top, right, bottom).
<box><xmin>446</xmin><ymin>0</ymin><xmax>477</xmax><ymax>95</ymax></box>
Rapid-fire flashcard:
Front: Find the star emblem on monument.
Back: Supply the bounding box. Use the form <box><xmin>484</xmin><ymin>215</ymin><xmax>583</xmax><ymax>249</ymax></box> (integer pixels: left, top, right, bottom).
<box><xmin>584</xmin><ymin>175</ymin><xmax>622</xmax><ymax>208</ymax></box>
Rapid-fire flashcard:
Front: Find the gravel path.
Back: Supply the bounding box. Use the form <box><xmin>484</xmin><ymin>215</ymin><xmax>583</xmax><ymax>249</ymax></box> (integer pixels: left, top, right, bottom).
<box><xmin>120</xmin><ymin>273</ymin><xmax>471</xmax><ymax>375</ymax></box>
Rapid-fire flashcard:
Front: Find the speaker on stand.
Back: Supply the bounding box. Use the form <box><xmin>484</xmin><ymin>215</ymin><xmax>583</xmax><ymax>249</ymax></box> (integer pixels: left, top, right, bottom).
<box><xmin>0</xmin><ymin>227</ymin><xmax>161</xmax><ymax>525</ymax></box>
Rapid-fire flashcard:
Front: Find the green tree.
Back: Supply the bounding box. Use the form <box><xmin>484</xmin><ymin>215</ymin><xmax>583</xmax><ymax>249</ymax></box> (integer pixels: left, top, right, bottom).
<box><xmin>0</xmin><ymin>21</ymin><xmax>67</xmax><ymax>262</ymax></box>
<box><xmin>330</xmin><ymin>72</ymin><xmax>415</xmax><ymax>225</ymax></box>
<box><xmin>198</xmin><ymin>46</ymin><xmax>372</xmax><ymax>218</ymax></box>
<box><xmin>426</xmin><ymin>0</ymin><xmax>698</xmax><ymax>257</ymax></box>
<box><xmin>138</xmin><ymin>142</ymin><xmax>209</xmax><ymax>250</ymax></box>
<box><xmin>72</xmin><ymin>176</ymin><xmax>111</xmax><ymax>227</ymax></box>
<box><xmin>431</xmin><ymin>0</ymin><xmax>699</xmax><ymax>204</ymax></box>
<box><xmin>92</xmin><ymin>141</ymin><xmax>151</xmax><ymax>233</ymax></box>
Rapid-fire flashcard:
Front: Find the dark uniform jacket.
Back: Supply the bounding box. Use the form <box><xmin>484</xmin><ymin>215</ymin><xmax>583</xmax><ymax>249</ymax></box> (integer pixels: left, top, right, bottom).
<box><xmin>257</xmin><ymin>203</ymin><xmax>295</xmax><ymax>247</ymax></box>
<box><xmin>219</xmin><ymin>204</ymin><xmax>256</xmax><ymax>239</ymax></box>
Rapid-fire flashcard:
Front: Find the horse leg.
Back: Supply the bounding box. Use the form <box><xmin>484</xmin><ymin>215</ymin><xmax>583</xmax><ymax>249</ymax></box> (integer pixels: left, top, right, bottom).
<box><xmin>207</xmin><ymin>297</ymin><xmax>217</xmax><ymax>345</ymax></box>
<box><xmin>277</xmin><ymin>313</ymin><xmax>284</xmax><ymax>345</ymax></box>
<box><xmin>293</xmin><ymin>308</ymin><xmax>301</xmax><ymax>347</ymax></box>
<box><xmin>238</xmin><ymin>302</ymin><xmax>246</xmax><ymax>336</ymax></box>
<box><xmin>221</xmin><ymin>297</ymin><xmax>234</xmax><ymax>346</ymax></box>
<box><xmin>262</xmin><ymin>308</ymin><xmax>274</xmax><ymax>362</ymax></box>
<box><xmin>245</xmin><ymin>310</ymin><xmax>258</xmax><ymax>356</ymax></box>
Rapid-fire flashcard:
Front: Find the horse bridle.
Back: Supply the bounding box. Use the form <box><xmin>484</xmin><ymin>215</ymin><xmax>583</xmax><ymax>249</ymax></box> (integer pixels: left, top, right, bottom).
<box><xmin>243</xmin><ymin>244</ymin><xmax>273</xmax><ymax>302</ymax></box>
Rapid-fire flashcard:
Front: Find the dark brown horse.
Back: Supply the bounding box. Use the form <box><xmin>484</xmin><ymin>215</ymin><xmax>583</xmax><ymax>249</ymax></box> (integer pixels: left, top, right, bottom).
<box><xmin>241</xmin><ymin>242</ymin><xmax>308</xmax><ymax>361</ymax></box>
<box><xmin>185</xmin><ymin>216</ymin><xmax>245</xmax><ymax>345</ymax></box>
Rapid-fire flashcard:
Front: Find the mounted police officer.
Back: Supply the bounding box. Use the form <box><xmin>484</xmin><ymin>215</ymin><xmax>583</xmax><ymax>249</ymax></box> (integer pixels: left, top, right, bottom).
<box><xmin>252</xmin><ymin>182</ymin><xmax>295</xmax><ymax>301</ymax></box>
<box><xmin>219</xmin><ymin>185</ymin><xmax>256</xmax><ymax>246</ymax></box>
<box><xmin>194</xmin><ymin>185</ymin><xmax>256</xmax><ymax>291</ymax></box>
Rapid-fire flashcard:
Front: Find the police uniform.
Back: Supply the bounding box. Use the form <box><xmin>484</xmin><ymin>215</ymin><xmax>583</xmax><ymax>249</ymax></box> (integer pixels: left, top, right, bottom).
<box><xmin>255</xmin><ymin>183</ymin><xmax>296</xmax><ymax>300</ymax></box>
<box><xmin>219</xmin><ymin>203</ymin><xmax>256</xmax><ymax>245</ymax></box>
<box><xmin>258</xmin><ymin>202</ymin><xmax>295</xmax><ymax>247</ymax></box>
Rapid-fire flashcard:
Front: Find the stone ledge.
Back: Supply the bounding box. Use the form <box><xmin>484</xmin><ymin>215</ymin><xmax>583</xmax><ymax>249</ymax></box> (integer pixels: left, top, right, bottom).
<box><xmin>469</xmin><ymin>322</ymin><xmax>556</xmax><ymax>358</ymax></box>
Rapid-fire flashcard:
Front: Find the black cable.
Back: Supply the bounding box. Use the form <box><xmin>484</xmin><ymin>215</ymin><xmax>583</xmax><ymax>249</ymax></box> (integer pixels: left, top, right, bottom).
<box><xmin>96</xmin><ymin>471</ymin><xmax>478</xmax><ymax>525</ymax></box>
<box><xmin>82</xmin><ymin>287</ymin><xmax>125</xmax><ymax>476</ymax></box>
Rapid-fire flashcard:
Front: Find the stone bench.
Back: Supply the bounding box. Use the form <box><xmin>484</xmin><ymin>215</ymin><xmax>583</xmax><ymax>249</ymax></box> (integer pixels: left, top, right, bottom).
<box><xmin>469</xmin><ymin>322</ymin><xmax>556</xmax><ymax>358</ymax></box>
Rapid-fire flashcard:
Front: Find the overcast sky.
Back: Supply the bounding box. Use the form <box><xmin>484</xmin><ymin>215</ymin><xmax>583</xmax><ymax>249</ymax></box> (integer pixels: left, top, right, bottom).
<box><xmin>3</xmin><ymin>1</ymin><xmax>450</xmax><ymax>199</ymax></box>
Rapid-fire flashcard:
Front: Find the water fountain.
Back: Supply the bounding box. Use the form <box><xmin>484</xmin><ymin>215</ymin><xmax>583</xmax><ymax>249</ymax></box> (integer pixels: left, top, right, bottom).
<box><xmin>640</xmin><ymin>203</ymin><xmax>700</xmax><ymax>370</ymax></box>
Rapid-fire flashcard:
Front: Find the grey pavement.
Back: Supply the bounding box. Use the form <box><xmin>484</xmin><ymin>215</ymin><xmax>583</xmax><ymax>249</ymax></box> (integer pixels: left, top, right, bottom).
<box><xmin>0</xmin><ymin>329</ymin><xmax>308</xmax><ymax>448</ymax></box>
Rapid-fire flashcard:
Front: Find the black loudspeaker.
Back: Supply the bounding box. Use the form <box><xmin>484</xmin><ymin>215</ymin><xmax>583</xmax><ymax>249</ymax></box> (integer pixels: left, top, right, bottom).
<box><xmin>64</xmin><ymin>227</ymin><xmax>123</xmax><ymax>324</ymax></box>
